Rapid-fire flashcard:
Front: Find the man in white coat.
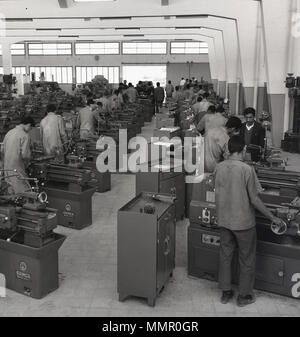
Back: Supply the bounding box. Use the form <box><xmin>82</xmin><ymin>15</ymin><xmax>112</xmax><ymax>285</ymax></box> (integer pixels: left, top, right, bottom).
<box><xmin>40</xmin><ymin>103</ymin><xmax>68</xmax><ymax>158</ymax></box>
<box><xmin>3</xmin><ymin>116</ymin><xmax>35</xmax><ymax>194</ymax></box>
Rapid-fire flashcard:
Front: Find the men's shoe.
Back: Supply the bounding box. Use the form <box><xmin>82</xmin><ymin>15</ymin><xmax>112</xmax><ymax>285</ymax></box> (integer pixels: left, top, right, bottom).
<box><xmin>237</xmin><ymin>294</ymin><xmax>256</xmax><ymax>307</ymax></box>
<box><xmin>221</xmin><ymin>290</ymin><xmax>234</xmax><ymax>304</ymax></box>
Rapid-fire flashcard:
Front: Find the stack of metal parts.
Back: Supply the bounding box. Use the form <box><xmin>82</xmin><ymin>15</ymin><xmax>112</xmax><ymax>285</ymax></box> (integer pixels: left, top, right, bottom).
<box><xmin>188</xmin><ymin>171</ymin><xmax>300</xmax><ymax>299</ymax></box>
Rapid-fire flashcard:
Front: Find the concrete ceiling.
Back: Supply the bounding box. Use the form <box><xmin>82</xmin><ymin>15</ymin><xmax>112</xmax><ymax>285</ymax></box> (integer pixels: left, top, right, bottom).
<box><xmin>0</xmin><ymin>0</ymin><xmax>257</xmax><ymax>42</ymax></box>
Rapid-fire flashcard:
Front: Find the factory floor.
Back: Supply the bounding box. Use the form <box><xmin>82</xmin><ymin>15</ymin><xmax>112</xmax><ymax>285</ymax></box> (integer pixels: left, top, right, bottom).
<box><xmin>1</xmin><ymin>120</ymin><xmax>300</xmax><ymax>317</ymax></box>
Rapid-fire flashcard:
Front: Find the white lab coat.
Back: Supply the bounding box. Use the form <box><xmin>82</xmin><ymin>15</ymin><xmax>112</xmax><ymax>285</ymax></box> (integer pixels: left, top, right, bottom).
<box><xmin>78</xmin><ymin>106</ymin><xmax>99</xmax><ymax>139</ymax></box>
<box><xmin>3</xmin><ymin>125</ymin><xmax>32</xmax><ymax>194</ymax></box>
<box><xmin>40</xmin><ymin>112</ymin><xmax>67</xmax><ymax>156</ymax></box>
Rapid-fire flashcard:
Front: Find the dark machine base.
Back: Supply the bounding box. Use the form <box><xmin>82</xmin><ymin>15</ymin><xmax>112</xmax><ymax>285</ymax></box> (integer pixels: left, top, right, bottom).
<box><xmin>0</xmin><ymin>233</ymin><xmax>65</xmax><ymax>299</ymax></box>
<box><xmin>45</xmin><ymin>185</ymin><xmax>95</xmax><ymax>230</ymax></box>
<box><xmin>83</xmin><ymin>161</ymin><xmax>111</xmax><ymax>193</ymax></box>
<box><xmin>188</xmin><ymin>225</ymin><xmax>300</xmax><ymax>299</ymax></box>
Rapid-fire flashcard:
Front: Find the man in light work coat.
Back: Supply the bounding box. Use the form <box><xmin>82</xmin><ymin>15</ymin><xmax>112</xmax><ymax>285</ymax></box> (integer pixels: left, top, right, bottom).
<box><xmin>3</xmin><ymin>117</ymin><xmax>35</xmax><ymax>194</ymax></box>
<box><xmin>40</xmin><ymin>103</ymin><xmax>68</xmax><ymax>158</ymax></box>
<box><xmin>77</xmin><ymin>99</ymin><xmax>101</xmax><ymax>139</ymax></box>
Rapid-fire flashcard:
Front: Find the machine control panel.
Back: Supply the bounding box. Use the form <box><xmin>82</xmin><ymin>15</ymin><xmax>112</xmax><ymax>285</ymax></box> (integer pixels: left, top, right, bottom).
<box><xmin>202</xmin><ymin>234</ymin><xmax>220</xmax><ymax>246</ymax></box>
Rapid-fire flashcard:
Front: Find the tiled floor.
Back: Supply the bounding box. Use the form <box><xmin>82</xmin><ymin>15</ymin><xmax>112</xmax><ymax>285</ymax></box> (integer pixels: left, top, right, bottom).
<box><xmin>0</xmin><ymin>119</ymin><xmax>300</xmax><ymax>317</ymax></box>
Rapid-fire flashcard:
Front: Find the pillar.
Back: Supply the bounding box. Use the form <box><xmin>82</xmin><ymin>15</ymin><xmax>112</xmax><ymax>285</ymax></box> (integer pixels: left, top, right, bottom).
<box><xmin>2</xmin><ymin>42</ymin><xmax>12</xmax><ymax>75</ymax></box>
<box><xmin>261</xmin><ymin>0</ymin><xmax>291</xmax><ymax>147</ymax></box>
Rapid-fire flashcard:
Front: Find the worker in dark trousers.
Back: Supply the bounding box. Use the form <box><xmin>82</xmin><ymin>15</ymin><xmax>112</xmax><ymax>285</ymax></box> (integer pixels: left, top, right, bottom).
<box><xmin>215</xmin><ymin>136</ymin><xmax>283</xmax><ymax>307</ymax></box>
<box><xmin>154</xmin><ymin>82</ymin><xmax>165</xmax><ymax>114</ymax></box>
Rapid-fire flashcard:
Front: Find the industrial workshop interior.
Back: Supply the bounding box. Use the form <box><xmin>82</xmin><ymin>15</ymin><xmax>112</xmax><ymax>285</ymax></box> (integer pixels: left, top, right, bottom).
<box><xmin>0</xmin><ymin>0</ymin><xmax>299</xmax><ymax>320</ymax></box>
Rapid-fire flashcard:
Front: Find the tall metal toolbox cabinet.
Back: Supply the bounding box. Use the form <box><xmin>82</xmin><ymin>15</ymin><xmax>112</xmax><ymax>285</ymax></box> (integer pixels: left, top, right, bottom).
<box><xmin>118</xmin><ymin>193</ymin><xmax>176</xmax><ymax>306</ymax></box>
<box><xmin>136</xmin><ymin>162</ymin><xmax>185</xmax><ymax>220</ymax></box>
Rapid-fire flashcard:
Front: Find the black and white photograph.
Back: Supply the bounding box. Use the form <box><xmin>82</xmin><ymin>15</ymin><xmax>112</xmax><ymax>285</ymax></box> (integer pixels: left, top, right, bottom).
<box><xmin>0</xmin><ymin>0</ymin><xmax>299</xmax><ymax>321</ymax></box>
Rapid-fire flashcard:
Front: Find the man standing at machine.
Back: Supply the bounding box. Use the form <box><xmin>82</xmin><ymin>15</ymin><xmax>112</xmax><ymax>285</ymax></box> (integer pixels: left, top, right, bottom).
<box><xmin>3</xmin><ymin>117</ymin><xmax>35</xmax><ymax>194</ymax></box>
<box><xmin>240</xmin><ymin>108</ymin><xmax>265</xmax><ymax>162</ymax></box>
<box><xmin>125</xmin><ymin>83</ymin><xmax>138</xmax><ymax>103</ymax></box>
<box><xmin>40</xmin><ymin>104</ymin><xmax>68</xmax><ymax>159</ymax></box>
<box><xmin>77</xmin><ymin>99</ymin><xmax>103</xmax><ymax>139</ymax></box>
<box><xmin>154</xmin><ymin>82</ymin><xmax>165</xmax><ymax>114</ymax></box>
<box><xmin>215</xmin><ymin>135</ymin><xmax>283</xmax><ymax>307</ymax></box>
<box><xmin>165</xmin><ymin>80</ymin><xmax>174</xmax><ymax>101</ymax></box>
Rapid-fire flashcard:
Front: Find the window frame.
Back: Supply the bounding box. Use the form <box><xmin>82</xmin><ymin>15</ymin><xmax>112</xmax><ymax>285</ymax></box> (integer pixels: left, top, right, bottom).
<box><xmin>28</xmin><ymin>43</ymin><xmax>73</xmax><ymax>56</ymax></box>
<box><xmin>75</xmin><ymin>66</ymin><xmax>120</xmax><ymax>84</ymax></box>
<box><xmin>122</xmin><ymin>41</ymin><xmax>167</xmax><ymax>55</ymax></box>
<box><xmin>74</xmin><ymin>42</ymin><xmax>120</xmax><ymax>55</ymax></box>
<box><xmin>29</xmin><ymin>66</ymin><xmax>73</xmax><ymax>84</ymax></box>
<box><xmin>170</xmin><ymin>41</ymin><xmax>209</xmax><ymax>55</ymax></box>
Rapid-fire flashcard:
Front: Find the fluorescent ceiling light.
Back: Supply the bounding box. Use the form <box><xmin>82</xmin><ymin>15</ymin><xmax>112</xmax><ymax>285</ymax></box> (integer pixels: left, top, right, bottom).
<box><xmin>74</xmin><ymin>0</ymin><xmax>116</xmax><ymax>2</ymax></box>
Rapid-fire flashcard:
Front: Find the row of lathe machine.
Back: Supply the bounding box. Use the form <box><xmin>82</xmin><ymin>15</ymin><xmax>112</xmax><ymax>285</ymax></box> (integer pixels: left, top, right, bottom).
<box><xmin>117</xmin><ymin>99</ymin><xmax>300</xmax><ymax>306</ymax></box>
<box><xmin>0</xmin><ymin>97</ymin><xmax>155</xmax><ymax>299</ymax></box>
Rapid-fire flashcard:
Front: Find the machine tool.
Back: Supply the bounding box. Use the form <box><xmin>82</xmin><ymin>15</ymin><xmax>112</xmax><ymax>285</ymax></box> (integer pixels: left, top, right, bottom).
<box><xmin>0</xmin><ymin>173</ymin><xmax>65</xmax><ymax>299</ymax></box>
<box><xmin>118</xmin><ymin>192</ymin><xmax>176</xmax><ymax>306</ymax></box>
<box><xmin>73</xmin><ymin>139</ymin><xmax>111</xmax><ymax>193</ymax></box>
<box><xmin>188</xmin><ymin>173</ymin><xmax>300</xmax><ymax>299</ymax></box>
<box><xmin>28</xmin><ymin>157</ymin><xmax>97</xmax><ymax>229</ymax></box>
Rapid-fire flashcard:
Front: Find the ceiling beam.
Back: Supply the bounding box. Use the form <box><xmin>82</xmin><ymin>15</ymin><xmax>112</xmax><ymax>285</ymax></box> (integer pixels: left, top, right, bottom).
<box><xmin>161</xmin><ymin>0</ymin><xmax>169</xmax><ymax>6</ymax></box>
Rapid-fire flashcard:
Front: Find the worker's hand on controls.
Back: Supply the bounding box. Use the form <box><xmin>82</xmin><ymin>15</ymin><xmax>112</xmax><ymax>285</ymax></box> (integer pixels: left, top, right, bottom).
<box><xmin>271</xmin><ymin>216</ymin><xmax>285</xmax><ymax>227</ymax></box>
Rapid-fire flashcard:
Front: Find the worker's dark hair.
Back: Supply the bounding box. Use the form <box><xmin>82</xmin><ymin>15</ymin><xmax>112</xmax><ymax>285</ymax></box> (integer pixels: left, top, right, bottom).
<box><xmin>168</xmin><ymin>80</ymin><xmax>171</xmax><ymax>84</ymax></box>
<box><xmin>203</xmin><ymin>92</ymin><xmax>210</xmax><ymax>98</ymax></box>
<box><xmin>216</xmin><ymin>106</ymin><xmax>225</xmax><ymax>113</ymax></box>
<box><xmin>197</xmin><ymin>96</ymin><xmax>203</xmax><ymax>102</ymax></box>
<box><xmin>21</xmin><ymin>116</ymin><xmax>35</xmax><ymax>127</ymax></box>
<box><xmin>128</xmin><ymin>83</ymin><xmax>133</xmax><ymax>87</ymax></box>
<box><xmin>175</xmin><ymin>86</ymin><xmax>179</xmax><ymax>91</ymax></box>
<box><xmin>97</xmin><ymin>101</ymin><xmax>103</xmax><ymax>107</ymax></box>
<box><xmin>157</xmin><ymin>82</ymin><xmax>160</xmax><ymax>87</ymax></box>
<box><xmin>207</xmin><ymin>105</ymin><xmax>216</xmax><ymax>113</ymax></box>
<box><xmin>226</xmin><ymin>116</ymin><xmax>242</xmax><ymax>131</ymax></box>
<box><xmin>47</xmin><ymin>103</ymin><xmax>57</xmax><ymax>113</ymax></box>
<box><xmin>228</xmin><ymin>135</ymin><xmax>245</xmax><ymax>154</ymax></box>
<box><xmin>244</xmin><ymin>107</ymin><xmax>256</xmax><ymax>117</ymax></box>
<box><xmin>87</xmin><ymin>99</ymin><xmax>94</xmax><ymax>106</ymax></box>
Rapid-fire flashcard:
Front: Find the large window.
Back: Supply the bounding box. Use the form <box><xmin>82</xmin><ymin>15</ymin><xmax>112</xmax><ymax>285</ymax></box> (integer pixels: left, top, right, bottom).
<box><xmin>122</xmin><ymin>42</ymin><xmax>167</xmax><ymax>55</ymax></box>
<box><xmin>122</xmin><ymin>65</ymin><xmax>167</xmax><ymax>87</ymax></box>
<box><xmin>75</xmin><ymin>42</ymin><xmax>119</xmax><ymax>55</ymax></box>
<box><xmin>0</xmin><ymin>67</ymin><xmax>27</xmax><ymax>75</ymax></box>
<box><xmin>0</xmin><ymin>44</ymin><xmax>26</xmax><ymax>56</ymax></box>
<box><xmin>29</xmin><ymin>67</ymin><xmax>73</xmax><ymax>84</ymax></box>
<box><xmin>28</xmin><ymin>43</ymin><xmax>72</xmax><ymax>56</ymax></box>
<box><xmin>76</xmin><ymin>66</ymin><xmax>119</xmax><ymax>84</ymax></box>
<box><xmin>170</xmin><ymin>41</ymin><xmax>208</xmax><ymax>54</ymax></box>
<box><xmin>11</xmin><ymin>44</ymin><xmax>26</xmax><ymax>56</ymax></box>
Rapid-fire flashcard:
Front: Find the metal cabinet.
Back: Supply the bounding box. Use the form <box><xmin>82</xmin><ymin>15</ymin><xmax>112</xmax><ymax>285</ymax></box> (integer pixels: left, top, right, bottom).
<box><xmin>136</xmin><ymin>165</ymin><xmax>185</xmax><ymax>220</ymax></box>
<box><xmin>118</xmin><ymin>193</ymin><xmax>176</xmax><ymax>306</ymax></box>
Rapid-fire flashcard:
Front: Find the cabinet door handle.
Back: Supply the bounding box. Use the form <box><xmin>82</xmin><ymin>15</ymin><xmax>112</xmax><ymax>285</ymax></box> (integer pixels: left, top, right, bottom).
<box><xmin>278</xmin><ymin>271</ymin><xmax>284</xmax><ymax>278</ymax></box>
